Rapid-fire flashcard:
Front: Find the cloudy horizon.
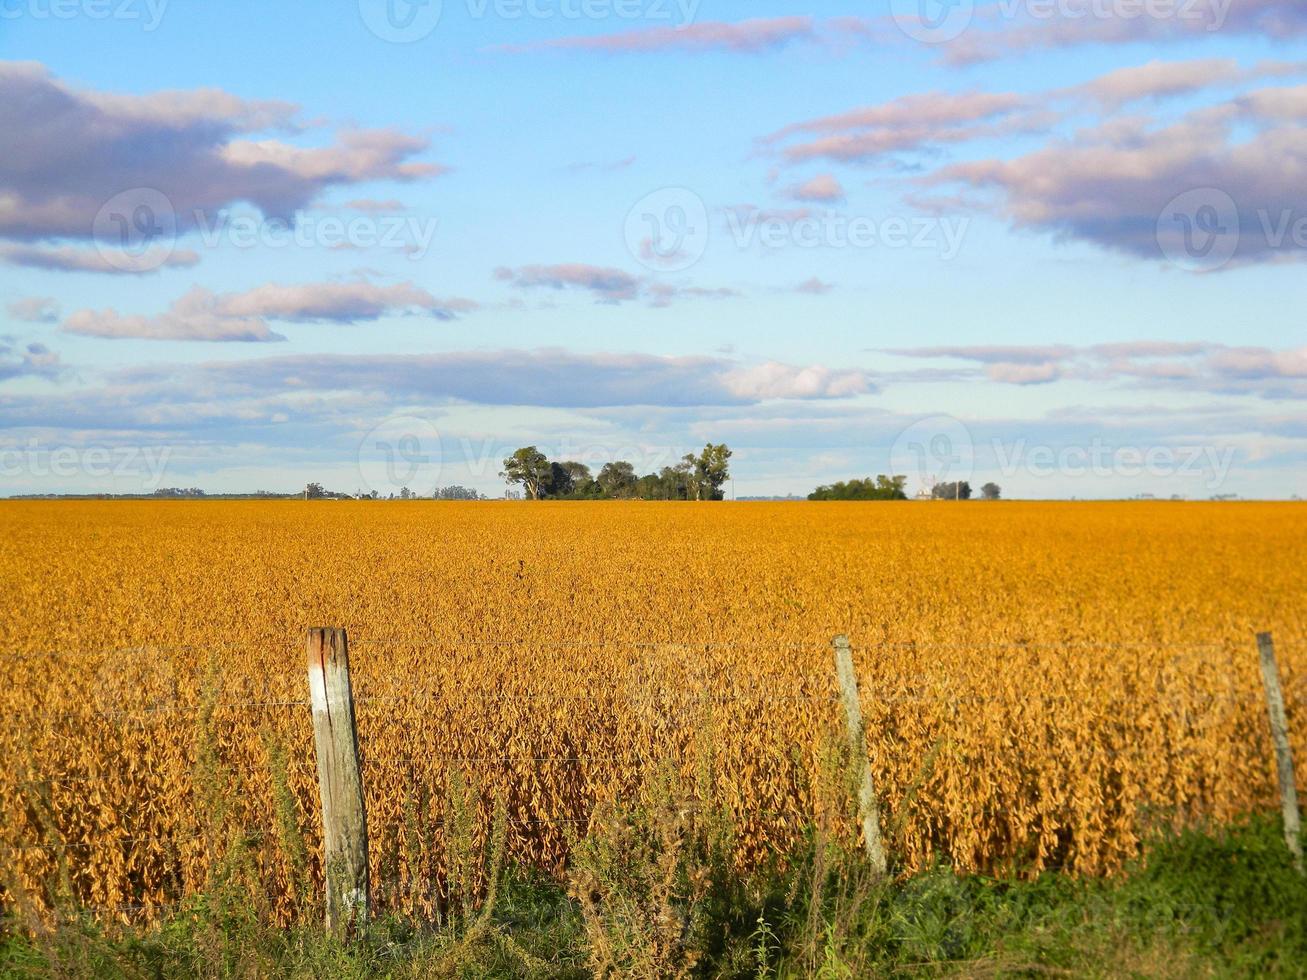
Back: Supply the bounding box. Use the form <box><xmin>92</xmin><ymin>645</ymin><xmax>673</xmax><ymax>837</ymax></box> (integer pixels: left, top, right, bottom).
<box><xmin>1</xmin><ymin>1</ymin><xmax>1305</xmax><ymax>500</ymax></box>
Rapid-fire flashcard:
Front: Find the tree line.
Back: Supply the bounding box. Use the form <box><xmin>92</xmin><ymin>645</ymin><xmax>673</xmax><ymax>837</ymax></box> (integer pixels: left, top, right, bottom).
<box><xmin>808</xmin><ymin>477</ymin><xmax>1002</xmax><ymax>501</ymax></box>
<box><xmin>501</xmin><ymin>444</ymin><xmax>732</xmax><ymax>500</ymax></box>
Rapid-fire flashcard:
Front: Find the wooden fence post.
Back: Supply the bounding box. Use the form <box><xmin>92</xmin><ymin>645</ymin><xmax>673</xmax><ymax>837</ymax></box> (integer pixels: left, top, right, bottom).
<box><xmin>832</xmin><ymin>634</ymin><xmax>888</xmax><ymax>876</ymax></box>
<box><xmin>1256</xmin><ymin>632</ymin><xmax>1304</xmax><ymax>874</ymax></box>
<box><xmin>307</xmin><ymin>627</ymin><xmax>371</xmax><ymax>934</ymax></box>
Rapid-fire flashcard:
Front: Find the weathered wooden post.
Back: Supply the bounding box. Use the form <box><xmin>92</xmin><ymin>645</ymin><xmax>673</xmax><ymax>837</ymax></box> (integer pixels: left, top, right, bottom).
<box><xmin>832</xmin><ymin>634</ymin><xmax>888</xmax><ymax>876</ymax></box>
<box><xmin>1256</xmin><ymin>632</ymin><xmax>1304</xmax><ymax>874</ymax></box>
<box><xmin>307</xmin><ymin>627</ymin><xmax>371</xmax><ymax>934</ymax></box>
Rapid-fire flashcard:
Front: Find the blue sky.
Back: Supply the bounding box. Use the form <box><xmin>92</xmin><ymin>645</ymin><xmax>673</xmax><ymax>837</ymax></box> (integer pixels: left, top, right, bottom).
<box><xmin>1</xmin><ymin>0</ymin><xmax>1305</xmax><ymax>498</ymax></box>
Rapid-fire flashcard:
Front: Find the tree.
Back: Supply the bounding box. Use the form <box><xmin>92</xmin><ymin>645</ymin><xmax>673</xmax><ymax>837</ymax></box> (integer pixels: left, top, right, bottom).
<box><xmin>932</xmin><ymin>481</ymin><xmax>972</xmax><ymax>500</ymax></box>
<box><xmin>980</xmin><ymin>482</ymin><xmax>1001</xmax><ymax>501</ymax></box>
<box><xmin>500</xmin><ymin>447</ymin><xmax>551</xmax><ymax>500</ymax></box>
<box><xmin>501</xmin><ymin>443</ymin><xmax>733</xmax><ymax>501</ymax></box>
<box><xmin>550</xmin><ymin>461</ymin><xmax>595</xmax><ymax>498</ymax></box>
<box><xmin>634</xmin><ymin>473</ymin><xmax>662</xmax><ymax>500</ymax></box>
<box><xmin>598</xmin><ymin>461</ymin><xmax>637</xmax><ymax>498</ymax></box>
<box><xmin>543</xmin><ymin>462</ymin><xmax>572</xmax><ymax>498</ymax></box>
<box><xmin>434</xmin><ymin>485</ymin><xmax>481</xmax><ymax>500</ymax></box>
<box><xmin>304</xmin><ymin>482</ymin><xmax>326</xmax><ymax>500</ymax></box>
<box><xmin>808</xmin><ymin>475</ymin><xmax>908</xmax><ymax>501</ymax></box>
<box><xmin>694</xmin><ymin>443</ymin><xmax>733</xmax><ymax>500</ymax></box>
<box><xmin>663</xmin><ymin>462</ymin><xmax>691</xmax><ymax>500</ymax></box>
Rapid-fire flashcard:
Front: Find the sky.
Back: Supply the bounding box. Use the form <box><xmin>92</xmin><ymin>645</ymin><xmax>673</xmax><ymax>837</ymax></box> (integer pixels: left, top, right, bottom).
<box><xmin>0</xmin><ymin>0</ymin><xmax>1305</xmax><ymax>499</ymax></box>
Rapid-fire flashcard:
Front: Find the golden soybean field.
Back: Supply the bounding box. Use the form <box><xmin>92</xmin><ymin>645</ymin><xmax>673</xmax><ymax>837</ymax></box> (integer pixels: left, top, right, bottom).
<box><xmin>1</xmin><ymin>499</ymin><xmax>1304</xmax><ymax>921</ymax></box>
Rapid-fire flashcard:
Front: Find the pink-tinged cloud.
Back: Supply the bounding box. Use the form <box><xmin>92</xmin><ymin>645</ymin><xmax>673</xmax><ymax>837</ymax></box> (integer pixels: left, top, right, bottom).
<box><xmin>0</xmin><ymin>62</ymin><xmax>445</xmax><ymax>244</ymax></box>
<box><xmin>211</xmin><ymin>281</ymin><xmax>476</xmax><ymax>322</ymax></box>
<box><xmin>985</xmin><ymin>362</ymin><xmax>1062</xmax><ymax>385</ymax></box>
<box><xmin>1236</xmin><ymin>83</ymin><xmax>1307</xmax><ymax>120</ymax></box>
<box><xmin>938</xmin><ymin>0</ymin><xmax>1307</xmax><ymax>65</ymax></box>
<box><xmin>764</xmin><ymin>91</ymin><xmax>1031</xmax><ymax>164</ymax></box>
<box><xmin>494</xmin><ymin>262</ymin><xmax>735</xmax><ymax>308</ymax></box>
<box><xmin>494</xmin><ymin>263</ymin><xmax>642</xmax><ymax>302</ymax></box>
<box><xmin>794</xmin><ymin>277</ymin><xmax>835</xmax><ymax>294</ymax></box>
<box><xmin>1064</xmin><ymin>59</ymin><xmax>1307</xmax><ymax>108</ymax></box>
<box><xmin>929</xmin><ymin>83</ymin><xmax>1307</xmax><ymax>268</ymax></box>
<box><xmin>1074</xmin><ymin>59</ymin><xmax>1245</xmax><ymax>107</ymax></box>
<box><xmin>340</xmin><ymin>198</ymin><xmax>407</xmax><ymax>213</ymax></box>
<box><xmin>494</xmin><ymin>17</ymin><xmax>816</xmax><ymax>54</ymax></box>
<box><xmin>1210</xmin><ymin>347</ymin><xmax>1307</xmax><ymax>379</ymax></box>
<box><xmin>788</xmin><ymin>174</ymin><xmax>845</xmax><ymax>203</ymax></box>
<box><xmin>0</xmin><ymin>243</ymin><xmax>200</xmax><ymax>274</ymax></box>
<box><xmin>720</xmin><ymin>362</ymin><xmax>875</xmax><ymax>400</ymax></box>
<box><xmin>645</xmin><ymin>283</ymin><xmax>740</xmax><ymax>308</ymax></box>
<box><xmin>110</xmin><ymin>349</ymin><xmax>875</xmax><ymax>409</ymax></box>
<box><xmin>62</xmin><ymin>280</ymin><xmax>477</xmax><ymax>342</ymax></box>
<box><xmin>888</xmin><ymin>344</ymin><xmax>1075</xmax><ymax>365</ymax></box>
<box><xmin>0</xmin><ymin>340</ymin><xmax>64</xmax><ymax>382</ymax></box>
<box><xmin>6</xmin><ymin>296</ymin><xmax>60</xmax><ymax>324</ymax></box>
<box><xmin>884</xmin><ymin>342</ymin><xmax>1307</xmax><ymax>398</ymax></box>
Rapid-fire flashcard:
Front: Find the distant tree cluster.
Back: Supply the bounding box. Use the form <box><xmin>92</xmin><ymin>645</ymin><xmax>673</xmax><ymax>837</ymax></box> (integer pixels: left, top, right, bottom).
<box><xmin>932</xmin><ymin>481</ymin><xmax>972</xmax><ymax>500</ymax></box>
<box><xmin>434</xmin><ymin>485</ymin><xmax>483</xmax><ymax>500</ymax></box>
<box><xmin>806</xmin><ymin>477</ymin><xmax>1003</xmax><ymax>501</ymax></box>
<box><xmin>500</xmin><ymin>444</ymin><xmax>732</xmax><ymax>500</ymax></box>
<box><xmin>151</xmin><ymin>487</ymin><xmax>206</xmax><ymax>498</ymax></box>
<box><xmin>808</xmin><ymin>475</ymin><xmax>908</xmax><ymax>501</ymax></box>
<box><xmin>305</xmin><ymin>482</ymin><xmax>353</xmax><ymax>500</ymax></box>
<box><xmin>928</xmin><ymin>481</ymin><xmax>1002</xmax><ymax>500</ymax></box>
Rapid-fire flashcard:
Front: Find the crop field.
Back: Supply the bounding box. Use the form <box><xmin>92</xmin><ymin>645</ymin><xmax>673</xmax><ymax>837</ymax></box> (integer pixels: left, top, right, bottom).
<box><xmin>1</xmin><ymin>500</ymin><xmax>1304</xmax><ymax>922</ymax></box>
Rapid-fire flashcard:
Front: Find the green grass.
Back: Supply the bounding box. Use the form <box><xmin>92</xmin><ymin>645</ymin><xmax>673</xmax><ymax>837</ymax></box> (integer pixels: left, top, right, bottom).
<box><xmin>4</xmin><ymin>815</ymin><xmax>1305</xmax><ymax>978</ymax></box>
